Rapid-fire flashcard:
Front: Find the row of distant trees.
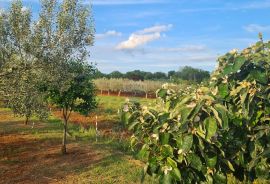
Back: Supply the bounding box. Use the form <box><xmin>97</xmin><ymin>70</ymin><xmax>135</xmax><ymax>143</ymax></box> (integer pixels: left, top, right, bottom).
<box><xmin>95</xmin><ymin>66</ymin><xmax>210</xmax><ymax>83</ymax></box>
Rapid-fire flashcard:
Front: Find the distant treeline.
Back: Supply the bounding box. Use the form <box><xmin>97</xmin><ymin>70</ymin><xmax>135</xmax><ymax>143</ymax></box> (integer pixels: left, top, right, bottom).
<box><xmin>95</xmin><ymin>66</ymin><xmax>210</xmax><ymax>83</ymax></box>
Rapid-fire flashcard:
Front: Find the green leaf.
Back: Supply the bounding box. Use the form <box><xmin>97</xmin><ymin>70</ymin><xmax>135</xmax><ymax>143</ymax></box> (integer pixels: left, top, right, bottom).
<box><xmin>177</xmin><ymin>134</ymin><xmax>193</xmax><ymax>153</ymax></box>
<box><xmin>141</xmin><ymin>163</ymin><xmax>149</xmax><ymax>183</ymax></box>
<box><xmin>138</xmin><ymin>144</ymin><xmax>149</xmax><ymax>159</ymax></box>
<box><xmin>248</xmin><ymin>70</ymin><xmax>268</xmax><ymax>84</ymax></box>
<box><xmin>206</xmin><ymin>152</ymin><xmax>217</xmax><ymax>168</ymax></box>
<box><xmin>148</xmin><ymin>157</ymin><xmax>158</xmax><ymax>174</ymax></box>
<box><xmin>128</xmin><ymin>121</ymin><xmax>139</xmax><ymax>130</ymax></box>
<box><xmin>187</xmin><ymin>153</ymin><xmax>202</xmax><ymax>171</ymax></box>
<box><xmin>196</xmin><ymin>129</ymin><xmax>206</xmax><ymax>139</ymax></box>
<box><xmin>157</xmin><ymin>89</ymin><xmax>167</xmax><ymax>99</ymax></box>
<box><xmin>130</xmin><ymin>136</ymin><xmax>137</xmax><ymax>148</ymax></box>
<box><xmin>159</xmin><ymin>113</ymin><xmax>170</xmax><ymax>123</ymax></box>
<box><xmin>255</xmin><ymin>160</ymin><xmax>269</xmax><ymax>179</ymax></box>
<box><xmin>248</xmin><ymin>148</ymin><xmax>270</xmax><ymax>171</ymax></box>
<box><xmin>218</xmin><ymin>84</ymin><xmax>229</xmax><ymax>98</ymax></box>
<box><xmin>179</xmin><ymin>107</ymin><xmax>193</xmax><ymax>124</ymax></box>
<box><xmin>222</xmin><ymin>56</ymin><xmax>246</xmax><ymax>76</ymax></box>
<box><xmin>214</xmin><ymin>104</ymin><xmax>228</xmax><ymax>129</ymax></box>
<box><xmin>121</xmin><ymin>112</ymin><xmax>130</xmax><ymax>125</ymax></box>
<box><xmin>210</xmin><ymin>107</ymin><xmax>222</xmax><ymax>127</ymax></box>
<box><xmin>225</xmin><ymin>160</ymin><xmax>235</xmax><ymax>172</ymax></box>
<box><xmin>183</xmin><ymin>134</ymin><xmax>193</xmax><ymax>152</ymax></box>
<box><xmin>190</xmin><ymin>102</ymin><xmax>203</xmax><ymax>119</ymax></box>
<box><xmin>160</xmin><ymin>133</ymin><xmax>170</xmax><ymax>145</ymax></box>
<box><xmin>160</xmin><ymin>173</ymin><xmax>172</xmax><ymax>184</ymax></box>
<box><xmin>171</xmin><ymin>168</ymin><xmax>181</xmax><ymax>181</ymax></box>
<box><xmin>213</xmin><ymin>172</ymin><xmax>227</xmax><ymax>184</ymax></box>
<box><xmin>204</xmin><ymin>117</ymin><xmax>217</xmax><ymax>141</ymax></box>
<box><xmin>161</xmin><ymin>145</ymin><xmax>174</xmax><ymax>157</ymax></box>
<box><xmin>167</xmin><ymin>157</ymin><xmax>177</xmax><ymax>168</ymax></box>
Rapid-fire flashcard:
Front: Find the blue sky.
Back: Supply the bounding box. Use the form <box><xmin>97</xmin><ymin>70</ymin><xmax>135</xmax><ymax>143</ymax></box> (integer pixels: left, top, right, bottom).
<box><xmin>1</xmin><ymin>0</ymin><xmax>270</xmax><ymax>73</ymax></box>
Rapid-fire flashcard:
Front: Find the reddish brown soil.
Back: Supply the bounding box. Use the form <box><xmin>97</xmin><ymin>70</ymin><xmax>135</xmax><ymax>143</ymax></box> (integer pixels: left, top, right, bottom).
<box><xmin>0</xmin><ymin>133</ymin><xmax>103</xmax><ymax>184</ymax></box>
<box><xmin>0</xmin><ymin>111</ymin><xmax>129</xmax><ymax>184</ymax></box>
<box><xmin>52</xmin><ymin>110</ymin><xmax>115</xmax><ymax>131</ymax></box>
<box><xmin>52</xmin><ymin>110</ymin><xmax>131</xmax><ymax>139</ymax></box>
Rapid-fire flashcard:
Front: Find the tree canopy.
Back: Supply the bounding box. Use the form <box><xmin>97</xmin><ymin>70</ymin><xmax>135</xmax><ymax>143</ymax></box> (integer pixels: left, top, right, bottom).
<box><xmin>0</xmin><ymin>0</ymin><xmax>97</xmax><ymax>154</ymax></box>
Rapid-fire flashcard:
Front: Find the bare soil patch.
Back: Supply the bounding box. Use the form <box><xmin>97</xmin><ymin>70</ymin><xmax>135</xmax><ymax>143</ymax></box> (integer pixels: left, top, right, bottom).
<box><xmin>0</xmin><ymin>132</ymin><xmax>104</xmax><ymax>184</ymax></box>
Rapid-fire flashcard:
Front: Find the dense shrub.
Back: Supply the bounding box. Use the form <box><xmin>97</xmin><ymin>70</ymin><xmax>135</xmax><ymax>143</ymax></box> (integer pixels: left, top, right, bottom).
<box><xmin>123</xmin><ymin>38</ymin><xmax>270</xmax><ymax>183</ymax></box>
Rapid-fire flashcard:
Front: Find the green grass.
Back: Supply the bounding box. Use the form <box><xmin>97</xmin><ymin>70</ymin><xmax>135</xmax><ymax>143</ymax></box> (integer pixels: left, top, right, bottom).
<box><xmin>0</xmin><ymin>96</ymin><xmax>157</xmax><ymax>183</ymax></box>
<box><xmin>1</xmin><ymin>96</ymin><xmax>269</xmax><ymax>184</ymax></box>
<box><xmin>97</xmin><ymin>95</ymin><xmax>155</xmax><ymax>113</ymax></box>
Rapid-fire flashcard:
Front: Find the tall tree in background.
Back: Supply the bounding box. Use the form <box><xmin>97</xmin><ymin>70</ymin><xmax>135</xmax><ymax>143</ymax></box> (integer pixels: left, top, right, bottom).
<box><xmin>174</xmin><ymin>66</ymin><xmax>210</xmax><ymax>83</ymax></box>
<box><xmin>108</xmin><ymin>71</ymin><xmax>123</xmax><ymax>78</ymax></box>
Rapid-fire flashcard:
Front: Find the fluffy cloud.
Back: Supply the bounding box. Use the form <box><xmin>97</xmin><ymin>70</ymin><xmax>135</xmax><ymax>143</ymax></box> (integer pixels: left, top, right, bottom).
<box><xmin>243</xmin><ymin>24</ymin><xmax>270</xmax><ymax>33</ymax></box>
<box><xmin>116</xmin><ymin>33</ymin><xmax>160</xmax><ymax>50</ymax></box>
<box><xmin>116</xmin><ymin>24</ymin><xmax>172</xmax><ymax>50</ymax></box>
<box><xmin>96</xmin><ymin>30</ymin><xmax>122</xmax><ymax>39</ymax></box>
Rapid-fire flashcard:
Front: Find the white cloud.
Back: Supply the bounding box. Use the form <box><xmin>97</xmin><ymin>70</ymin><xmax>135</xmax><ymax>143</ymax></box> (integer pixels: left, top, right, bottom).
<box><xmin>96</xmin><ymin>30</ymin><xmax>122</xmax><ymax>39</ymax></box>
<box><xmin>137</xmin><ymin>24</ymin><xmax>172</xmax><ymax>34</ymax></box>
<box><xmin>116</xmin><ymin>33</ymin><xmax>160</xmax><ymax>50</ymax></box>
<box><xmin>116</xmin><ymin>24</ymin><xmax>172</xmax><ymax>50</ymax></box>
<box><xmin>243</xmin><ymin>24</ymin><xmax>270</xmax><ymax>33</ymax></box>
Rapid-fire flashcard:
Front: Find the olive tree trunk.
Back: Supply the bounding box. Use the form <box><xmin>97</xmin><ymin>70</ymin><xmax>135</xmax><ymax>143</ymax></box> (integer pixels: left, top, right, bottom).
<box><xmin>61</xmin><ymin>117</ymin><xmax>68</xmax><ymax>154</ymax></box>
<box><xmin>61</xmin><ymin>107</ymin><xmax>71</xmax><ymax>155</ymax></box>
<box><xmin>25</xmin><ymin>116</ymin><xmax>29</xmax><ymax>125</ymax></box>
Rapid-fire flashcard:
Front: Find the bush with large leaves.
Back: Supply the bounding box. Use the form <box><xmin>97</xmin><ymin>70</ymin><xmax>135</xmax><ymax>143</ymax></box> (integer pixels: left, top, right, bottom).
<box><xmin>125</xmin><ymin>37</ymin><xmax>269</xmax><ymax>183</ymax></box>
<box><xmin>211</xmin><ymin>37</ymin><xmax>270</xmax><ymax>181</ymax></box>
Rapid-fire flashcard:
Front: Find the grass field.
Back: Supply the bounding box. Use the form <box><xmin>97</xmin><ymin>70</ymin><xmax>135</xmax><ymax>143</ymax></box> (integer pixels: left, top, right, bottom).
<box><xmin>0</xmin><ymin>96</ymin><xmax>156</xmax><ymax>184</ymax></box>
<box><xmin>1</xmin><ymin>96</ymin><xmax>267</xmax><ymax>184</ymax></box>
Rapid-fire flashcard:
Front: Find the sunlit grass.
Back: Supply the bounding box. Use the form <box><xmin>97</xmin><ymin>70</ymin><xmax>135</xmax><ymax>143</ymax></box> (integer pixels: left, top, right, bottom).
<box><xmin>0</xmin><ymin>95</ymin><xmax>268</xmax><ymax>184</ymax></box>
<box><xmin>0</xmin><ymin>96</ymin><xmax>157</xmax><ymax>183</ymax></box>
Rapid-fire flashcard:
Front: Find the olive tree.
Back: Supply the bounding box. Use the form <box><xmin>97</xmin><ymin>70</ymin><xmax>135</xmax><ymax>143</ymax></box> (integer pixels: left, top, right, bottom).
<box><xmin>0</xmin><ymin>1</ymin><xmax>49</xmax><ymax>123</ymax></box>
<box><xmin>31</xmin><ymin>0</ymin><xmax>96</xmax><ymax>154</ymax></box>
<box><xmin>48</xmin><ymin>61</ymin><xmax>97</xmax><ymax>154</ymax></box>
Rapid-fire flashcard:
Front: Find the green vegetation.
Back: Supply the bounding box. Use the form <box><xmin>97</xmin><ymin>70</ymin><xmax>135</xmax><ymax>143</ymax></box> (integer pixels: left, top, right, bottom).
<box><xmin>0</xmin><ymin>0</ymin><xmax>269</xmax><ymax>183</ymax></box>
<box><xmin>0</xmin><ymin>0</ymin><xmax>49</xmax><ymax>124</ymax></box>
<box><xmin>0</xmin><ymin>0</ymin><xmax>97</xmax><ymax>154</ymax></box>
<box><xmin>170</xmin><ymin>66</ymin><xmax>210</xmax><ymax>83</ymax></box>
<box><xmin>95</xmin><ymin>66</ymin><xmax>210</xmax><ymax>83</ymax></box>
<box><xmin>0</xmin><ymin>95</ymin><xmax>157</xmax><ymax>183</ymax></box>
<box><xmin>98</xmin><ymin>95</ymin><xmax>154</xmax><ymax>111</ymax></box>
<box><xmin>125</xmin><ymin>38</ymin><xmax>270</xmax><ymax>183</ymax></box>
<box><xmin>48</xmin><ymin>61</ymin><xmax>97</xmax><ymax>154</ymax></box>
